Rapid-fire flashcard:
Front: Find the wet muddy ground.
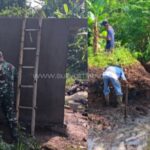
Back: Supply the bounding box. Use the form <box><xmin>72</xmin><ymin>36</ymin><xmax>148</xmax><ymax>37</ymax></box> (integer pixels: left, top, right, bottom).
<box><xmin>88</xmin><ymin>63</ymin><xmax>150</xmax><ymax>150</ymax></box>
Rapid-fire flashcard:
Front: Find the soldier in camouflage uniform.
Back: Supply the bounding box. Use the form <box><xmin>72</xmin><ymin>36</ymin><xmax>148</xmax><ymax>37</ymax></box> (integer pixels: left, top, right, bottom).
<box><xmin>0</xmin><ymin>51</ymin><xmax>18</xmax><ymax>141</ymax></box>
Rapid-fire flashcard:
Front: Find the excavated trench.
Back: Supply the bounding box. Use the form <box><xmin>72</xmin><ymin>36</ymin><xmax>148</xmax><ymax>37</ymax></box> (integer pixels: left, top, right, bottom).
<box><xmin>88</xmin><ymin>62</ymin><xmax>150</xmax><ymax>150</ymax></box>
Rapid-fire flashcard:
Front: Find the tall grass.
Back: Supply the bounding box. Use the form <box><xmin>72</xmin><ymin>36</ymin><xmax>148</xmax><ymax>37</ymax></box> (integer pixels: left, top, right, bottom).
<box><xmin>88</xmin><ymin>46</ymin><xmax>138</xmax><ymax>68</ymax></box>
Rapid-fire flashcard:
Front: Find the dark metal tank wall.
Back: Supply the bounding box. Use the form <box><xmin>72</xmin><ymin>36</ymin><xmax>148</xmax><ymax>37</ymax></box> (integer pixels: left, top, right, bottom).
<box><xmin>0</xmin><ymin>17</ymin><xmax>87</xmax><ymax>126</ymax></box>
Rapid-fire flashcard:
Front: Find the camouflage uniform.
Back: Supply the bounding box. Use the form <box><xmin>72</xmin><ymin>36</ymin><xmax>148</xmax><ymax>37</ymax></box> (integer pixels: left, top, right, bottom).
<box><xmin>0</xmin><ymin>61</ymin><xmax>18</xmax><ymax>140</ymax></box>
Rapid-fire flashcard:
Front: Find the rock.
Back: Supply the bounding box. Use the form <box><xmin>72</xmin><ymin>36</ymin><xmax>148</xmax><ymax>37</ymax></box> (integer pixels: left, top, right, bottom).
<box><xmin>115</xmin><ymin>133</ymin><xmax>124</xmax><ymax>140</ymax></box>
<box><xmin>112</xmin><ymin>142</ymin><xmax>126</xmax><ymax>150</ymax></box>
<box><xmin>126</xmin><ymin>138</ymin><xmax>141</xmax><ymax>147</ymax></box>
<box><xmin>41</xmin><ymin>144</ymin><xmax>58</xmax><ymax>150</ymax></box>
<box><xmin>83</xmin><ymin>123</ymin><xmax>88</xmax><ymax>128</ymax></box>
<box><xmin>144</xmin><ymin>124</ymin><xmax>150</xmax><ymax>130</ymax></box>
<box><xmin>135</xmin><ymin>106</ymin><xmax>148</xmax><ymax>115</ymax></box>
<box><xmin>64</xmin><ymin>105</ymin><xmax>71</xmax><ymax>109</ymax></box>
<box><xmin>65</xmin><ymin>91</ymin><xmax>88</xmax><ymax>102</ymax></box>
<box><xmin>82</xmin><ymin>137</ymin><xmax>87</xmax><ymax>142</ymax></box>
<box><xmin>74</xmin><ymin>99</ymin><xmax>88</xmax><ymax>105</ymax></box>
<box><xmin>68</xmin><ymin>101</ymin><xmax>80</xmax><ymax>112</ymax></box>
<box><xmin>82</xmin><ymin>112</ymin><xmax>88</xmax><ymax>117</ymax></box>
<box><xmin>79</xmin><ymin>145</ymin><xmax>87</xmax><ymax>149</ymax></box>
<box><xmin>118</xmin><ymin>142</ymin><xmax>126</xmax><ymax>150</ymax></box>
<box><xmin>67</xmin><ymin>84</ymin><xmax>79</xmax><ymax>95</ymax></box>
<box><xmin>66</xmin><ymin>80</ymin><xmax>88</xmax><ymax>95</ymax></box>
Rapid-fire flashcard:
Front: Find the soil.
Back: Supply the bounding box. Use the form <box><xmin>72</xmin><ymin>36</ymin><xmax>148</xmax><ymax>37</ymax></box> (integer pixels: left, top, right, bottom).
<box><xmin>36</xmin><ymin>109</ymin><xmax>88</xmax><ymax>150</ymax></box>
<box><xmin>89</xmin><ymin>63</ymin><xmax>150</xmax><ymax>102</ymax></box>
<box><xmin>0</xmin><ymin>108</ymin><xmax>88</xmax><ymax>150</ymax></box>
<box><xmin>88</xmin><ymin>62</ymin><xmax>150</xmax><ymax>147</ymax></box>
<box><xmin>89</xmin><ymin>62</ymin><xmax>150</xmax><ymax>89</ymax></box>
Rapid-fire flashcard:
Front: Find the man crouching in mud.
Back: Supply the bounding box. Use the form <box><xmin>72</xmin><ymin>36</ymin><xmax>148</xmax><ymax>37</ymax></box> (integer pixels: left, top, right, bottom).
<box><xmin>102</xmin><ymin>65</ymin><xmax>128</xmax><ymax>107</ymax></box>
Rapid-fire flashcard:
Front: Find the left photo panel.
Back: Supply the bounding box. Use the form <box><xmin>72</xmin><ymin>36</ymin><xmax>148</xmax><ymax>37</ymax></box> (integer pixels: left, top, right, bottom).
<box><xmin>0</xmin><ymin>0</ymin><xmax>88</xmax><ymax>150</ymax></box>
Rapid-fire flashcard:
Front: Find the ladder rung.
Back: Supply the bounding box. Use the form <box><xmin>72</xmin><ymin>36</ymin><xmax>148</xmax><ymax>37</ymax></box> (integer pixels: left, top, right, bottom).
<box><xmin>24</xmin><ymin>47</ymin><xmax>36</xmax><ymax>51</ymax></box>
<box><xmin>25</xmin><ymin>29</ymin><xmax>39</xmax><ymax>32</ymax></box>
<box><xmin>22</xmin><ymin>66</ymin><xmax>35</xmax><ymax>69</ymax></box>
<box><xmin>21</xmin><ymin>85</ymin><xmax>33</xmax><ymax>88</ymax></box>
<box><xmin>19</xmin><ymin>106</ymin><xmax>33</xmax><ymax>110</ymax></box>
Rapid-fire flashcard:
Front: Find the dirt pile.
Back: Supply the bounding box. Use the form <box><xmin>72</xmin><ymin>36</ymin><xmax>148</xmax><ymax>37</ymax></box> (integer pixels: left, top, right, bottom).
<box><xmin>125</xmin><ymin>63</ymin><xmax>150</xmax><ymax>89</ymax></box>
<box><xmin>143</xmin><ymin>61</ymin><xmax>150</xmax><ymax>73</ymax></box>
<box><xmin>89</xmin><ymin>63</ymin><xmax>150</xmax><ymax>89</ymax></box>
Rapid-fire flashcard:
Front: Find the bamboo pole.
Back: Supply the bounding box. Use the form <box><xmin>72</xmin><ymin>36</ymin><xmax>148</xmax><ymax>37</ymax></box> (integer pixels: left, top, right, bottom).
<box><xmin>31</xmin><ymin>17</ymin><xmax>43</xmax><ymax>136</ymax></box>
<box><xmin>16</xmin><ymin>18</ymin><xmax>27</xmax><ymax>123</ymax></box>
<box><xmin>124</xmin><ymin>84</ymin><xmax>128</xmax><ymax>121</ymax></box>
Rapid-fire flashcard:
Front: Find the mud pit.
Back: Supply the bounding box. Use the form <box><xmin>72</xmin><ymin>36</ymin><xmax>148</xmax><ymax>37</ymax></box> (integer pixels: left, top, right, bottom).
<box><xmin>88</xmin><ymin>63</ymin><xmax>150</xmax><ymax>150</ymax></box>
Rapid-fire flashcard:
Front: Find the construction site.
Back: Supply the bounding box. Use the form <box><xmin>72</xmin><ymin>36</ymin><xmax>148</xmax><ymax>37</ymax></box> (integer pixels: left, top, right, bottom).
<box><xmin>0</xmin><ymin>0</ymin><xmax>150</xmax><ymax>150</ymax></box>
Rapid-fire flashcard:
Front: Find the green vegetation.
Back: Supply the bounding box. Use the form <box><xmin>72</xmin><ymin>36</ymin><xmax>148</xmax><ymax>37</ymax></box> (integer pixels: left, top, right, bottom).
<box><xmin>66</xmin><ymin>73</ymin><xmax>87</xmax><ymax>87</ymax></box>
<box><xmin>0</xmin><ymin>0</ymin><xmax>26</xmax><ymax>10</ymax></box>
<box><xmin>43</xmin><ymin>0</ymin><xmax>86</xmax><ymax>18</ymax></box>
<box><xmin>66</xmin><ymin>75</ymin><xmax>75</xmax><ymax>87</ymax></box>
<box><xmin>67</xmin><ymin>28</ymin><xmax>87</xmax><ymax>75</ymax></box>
<box><xmin>0</xmin><ymin>6</ymin><xmax>34</xmax><ymax>17</ymax></box>
<box><xmin>88</xmin><ymin>46</ymin><xmax>138</xmax><ymax>68</ymax></box>
<box><xmin>0</xmin><ymin>0</ymin><xmax>86</xmax><ymax>18</ymax></box>
<box><xmin>42</xmin><ymin>0</ymin><xmax>87</xmax><ymax>75</ymax></box>
<box><xmin>87</xmin><ymin>0</ymin><xmax>150</xmax><ymax>65</ymax></box>
<box><xmin>0</xmin><ymin>135</ymin><xmax>40</xmax><ymax>150</ymax></box>
<box><xmin>87</xmin><ymin>0</ymin><xmax>116</xmax><ymax>54</ymax></box>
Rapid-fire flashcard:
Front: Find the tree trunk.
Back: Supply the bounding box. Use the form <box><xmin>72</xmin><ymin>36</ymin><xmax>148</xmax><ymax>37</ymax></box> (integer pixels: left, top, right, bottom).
<box><xmin>93</xmin><ymin>19</ymin><xmax>99</xmax><ymax>54</ymax></box>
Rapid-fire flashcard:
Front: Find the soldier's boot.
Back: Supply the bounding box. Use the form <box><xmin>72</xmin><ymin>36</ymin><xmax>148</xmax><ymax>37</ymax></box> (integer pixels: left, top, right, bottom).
<box><xmin>117</xmin><ymin>95</ymin><xmax>124</xmax><ymax>107</ymax></box>
<box><xmin>104</xmin><ymin>95</ymin><xmax>110</xmax><ymax>106</ymax></box>
<box><xmin>10</xmin><ymin>125</ymin><xmax>19</xmax><ymax>143</ymax></box>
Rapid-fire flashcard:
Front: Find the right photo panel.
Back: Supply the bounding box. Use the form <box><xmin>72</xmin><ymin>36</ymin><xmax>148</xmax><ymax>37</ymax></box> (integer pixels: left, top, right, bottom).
<box><xmin>87</xmin><ymin>0</ymin><xmax>150</xmax><ymax>150</ymax></box>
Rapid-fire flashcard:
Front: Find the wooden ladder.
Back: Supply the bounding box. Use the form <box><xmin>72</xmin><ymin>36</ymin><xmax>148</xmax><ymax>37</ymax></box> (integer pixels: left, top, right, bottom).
<box><xmin>16</xmin><ymin>18</ymin><xmax>43</xmax><ymax>136</ymax></box>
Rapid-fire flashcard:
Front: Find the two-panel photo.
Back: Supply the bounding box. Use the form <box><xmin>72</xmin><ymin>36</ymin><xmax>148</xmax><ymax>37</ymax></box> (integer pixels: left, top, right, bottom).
<box><xmin>0</xmin><ymin>0</ymin><xmax>150</xmax><ymax>150</ymax></box>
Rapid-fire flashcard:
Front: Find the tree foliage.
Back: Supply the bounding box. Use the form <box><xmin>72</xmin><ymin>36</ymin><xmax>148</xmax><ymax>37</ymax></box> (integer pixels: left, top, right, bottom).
<box><xmin>0</xmin><ymin>0</ymin><xmax>26</xmax><ymax>10</ymax></box>
<box><xmin>41</xmin><ymin>0</ymin><xmax>88</xmax><ymax>74</ymax></box>
<box><xmin>88</xmin><ymin>0</ymin><xmax>150</xmax><ymax>62</ymax></box>
<box><xmin>111</xmin><ymin>0</ymin><xmax>150</xmax><ymax>62</ymax></box>
<box><xmin>67</xmin><ymin>28</ymin><xmax>87</xmax><ymax>74</ymax></box>
<box><xmin>112</xmin><ymin>1</ymin><xmax>149</xmax><ymax>48</ymax></box>
<box><xmin>87</xmin><ymin>0</ymin><xmax>117</xmax><ymax>54</ymax></box>
<box><xmin>42</xmin><ymin>0</ymin><xmax>86</xmax><ymax>18</ymax></box>
<box><xmin>0</xmin><ymin>6</ymin><xmax>35</xmax><ymax>17</ymax></box>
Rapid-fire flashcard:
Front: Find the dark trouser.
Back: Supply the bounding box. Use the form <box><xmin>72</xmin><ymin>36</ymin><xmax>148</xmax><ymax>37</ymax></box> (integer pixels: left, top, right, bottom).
<box><xmin>103</xmin><ymin>76</ymin><xmax>123</xmax><ymax>96</ymax></box>
<box><xmin>0</xmin><ymin>93</ymin><xmax>18</xmax><ymax>140</ymax></box>
<box><xmin>105</xmin><ymin>41</ymin><xmax>114</xmax><ymax>52</ymax></box>
<box><xmin>103</xmin><ymin>76</ymin><xmax>123</xmax><ymax>106</ymax></box>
